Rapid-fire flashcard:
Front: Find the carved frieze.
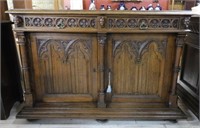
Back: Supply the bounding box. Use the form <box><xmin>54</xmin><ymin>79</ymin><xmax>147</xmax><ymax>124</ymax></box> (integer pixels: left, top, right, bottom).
<box><xmin>108</xmin><ymin>18</ymin><xmax>180</xmax><ymax>30</ymax></box>
<box><xmin>113</xmin><ymin>39</ymin><xmax>167</xmax><ymax>62</ymax></box>
<box><xmin>15</xmin><ymin>15</ymin><xmax>187</xmax><ymax>31</ymax></box>
<box><xmin>24</xmin><ymin>16</ymin><xmax>96</xmax><ymax>29</ymax></box>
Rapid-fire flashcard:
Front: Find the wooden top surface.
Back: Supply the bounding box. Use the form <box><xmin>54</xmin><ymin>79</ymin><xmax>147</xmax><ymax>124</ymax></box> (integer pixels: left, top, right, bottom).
<box><xmin>6</xmin><ymin>9</ymin><xmax>195</xmax><ymax>16</ymax></box>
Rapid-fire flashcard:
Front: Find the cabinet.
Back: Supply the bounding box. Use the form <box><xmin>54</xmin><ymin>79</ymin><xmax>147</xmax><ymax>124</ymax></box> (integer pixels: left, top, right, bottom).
<box><xmin>7</xmin><ymin>10</ymin><xmax>194</xmax><ymax>120</ymax></box>
<box><xmin>177</xmin><ymin>16</ymin><xmax>199</xmax><ymax>119</ymax></box>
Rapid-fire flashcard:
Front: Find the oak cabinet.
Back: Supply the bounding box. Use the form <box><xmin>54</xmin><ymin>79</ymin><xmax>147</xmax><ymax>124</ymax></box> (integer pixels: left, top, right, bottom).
<box><xmin>177</xmin><ymin>16</ymin><xmax>199</xmax><ymax>119</ymax></box>
<box><xmin>7</xmin><ymin>10</ymin><xmax>194</xmax><ymax>120</ymax></box>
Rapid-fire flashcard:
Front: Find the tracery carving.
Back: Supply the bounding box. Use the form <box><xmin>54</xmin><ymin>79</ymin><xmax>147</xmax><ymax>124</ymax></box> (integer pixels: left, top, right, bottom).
<box><xmin>56</xmin><ymin>18</ymin><xmax>65</xmax><ymax>29</ymax></box>
<box><xmin>19</xmin><ymin>15</ymin><xmax>183</xmax><ymax>31</ymax></box>
<box><xmin>37</xmin><ymin>39</ymin><xmax>91</xmax><ymax>61</ymax></box>
<box><xmin>113</xmin><ymin>39</ymin><xmax>167</xmax><ymax>62</ymax></box>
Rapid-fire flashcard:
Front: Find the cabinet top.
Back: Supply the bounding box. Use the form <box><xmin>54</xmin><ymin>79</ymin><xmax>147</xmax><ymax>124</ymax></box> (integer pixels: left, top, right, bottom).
<box><xmin>6</xmin><ymin>10</ymin><xmax>195</xmax><ymax>16</ymax></box>
<box><xmin>7</xmin><ymin>10</ymin><xmax>194</xmax><ymax>33</ymax></box>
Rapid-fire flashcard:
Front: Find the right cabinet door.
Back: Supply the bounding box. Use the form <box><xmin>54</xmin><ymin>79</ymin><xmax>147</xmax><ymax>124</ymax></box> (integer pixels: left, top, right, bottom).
<box><xmin>106</xmin><ymin>34</ymin><xmax>176</xmax><ymax>108</ymax></box>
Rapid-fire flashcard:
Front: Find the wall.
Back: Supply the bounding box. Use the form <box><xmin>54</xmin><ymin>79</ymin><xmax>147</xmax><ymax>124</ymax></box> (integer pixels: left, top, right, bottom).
<box><xmin>1</xmin><ymin>0</ymin><xmax>10</xmax><ymax>20</ymax></box>
<box><xmin>64</xmin><ymin>0</ymin><xmax>169</xmax><ymax>10</ymax></box>
<box><xmin>8</xmin><ymin>0</ymin><xmax>170</xmax><ymax>10</ymax></box>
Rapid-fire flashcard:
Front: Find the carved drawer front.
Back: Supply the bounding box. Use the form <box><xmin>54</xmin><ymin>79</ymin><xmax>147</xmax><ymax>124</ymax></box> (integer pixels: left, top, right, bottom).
<box><xmin>29</xmin><ymin>33</ymin><xmax>98</xmax><ymax>103</ymax></box>
<box><xmin>106</xmin><ymin>34</ymin><xmax>176</xmax><ymax>105</ymax></box>
<box><xmin>20</xmin><ymin>16</ymin><xmax>97</xmax><ymax>30</ymax></box>
<box><xmin>107</xmin><ymin>17</ymin><xmax>186</xmax><ymax>30</ymax></box>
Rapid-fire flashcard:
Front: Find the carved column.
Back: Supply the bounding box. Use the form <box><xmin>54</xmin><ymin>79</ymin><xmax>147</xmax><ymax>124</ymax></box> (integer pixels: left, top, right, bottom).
<box><xmin>97</xmin><ymin>33</ymin><xmax>107</xmax><ymax>108</ymax></box>
<box><xmin>15</xmin><ymin>32</ymin><xmax>33</xmax><ymax>107</ymax></box>
<box><xmin>169</xmin><ymin>34</ymin><xmax>185</xmax><ymax>108</ymax></box>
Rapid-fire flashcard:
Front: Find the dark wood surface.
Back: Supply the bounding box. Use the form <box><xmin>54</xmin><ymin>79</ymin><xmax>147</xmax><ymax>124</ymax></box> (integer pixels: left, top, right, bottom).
<box><xmin>177</xmin><ymin>16</ymin><xmax>199</xmax><ymax>119</ymax></box>
<box><xmin>7</xmin><ymin>10</ymin><xmax>194</xmax><ymax>120</ymax></box>
<box><xmin>1</xmin><ymin>21</ymin><xmax>22</xmax><ymax>120</ymax></box>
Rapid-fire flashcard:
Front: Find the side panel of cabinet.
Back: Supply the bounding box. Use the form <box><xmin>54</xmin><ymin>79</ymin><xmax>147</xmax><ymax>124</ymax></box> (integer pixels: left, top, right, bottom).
<box><xmin>106</xmin><ymin>34</ymin><xmax>176</xmax><ymax>107</ymax></box>
<box><xmin>29</xmin><ymin>33</ymin><xmax>98</xmax><ymax>103</ymax></box>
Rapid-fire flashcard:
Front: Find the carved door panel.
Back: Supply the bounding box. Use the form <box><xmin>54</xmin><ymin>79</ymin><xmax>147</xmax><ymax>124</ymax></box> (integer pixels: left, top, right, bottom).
<box><xmin>29</xmin><ymin>33</ymin><xmax>98</xmax><ymax>103</ymax></box>
<box><xmin>106</xmin><ymin>34</ymin><xmax>176</xmax><ymax>107</ymax></box>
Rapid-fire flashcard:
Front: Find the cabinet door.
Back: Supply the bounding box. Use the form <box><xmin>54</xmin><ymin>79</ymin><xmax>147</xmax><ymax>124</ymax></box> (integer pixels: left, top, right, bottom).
<box><xmin>106</xmin><ymin>34</ymin><xmax>175</xmax><ymax>108</ymax></box>
<box><xmin>29</xmin><ymin>33</ymin><xmax>98</xmax><ymax>103</ymax></box>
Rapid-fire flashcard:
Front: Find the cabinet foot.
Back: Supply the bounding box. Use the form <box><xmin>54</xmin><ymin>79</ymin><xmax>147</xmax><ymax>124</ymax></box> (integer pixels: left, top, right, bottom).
<box><xmin>26</xmin><ymin>119</ymin><xmax>38</xmax><ymax>121</ymax></box>
<box><xmin>96</xmin><ymin>119</ymin><xmax>108</xmax><ymax>123</ymax></box>
<box><xmin>165</xmin><ymin>119</ymin><xmax>177</xmax><ymax>123</ymax></box>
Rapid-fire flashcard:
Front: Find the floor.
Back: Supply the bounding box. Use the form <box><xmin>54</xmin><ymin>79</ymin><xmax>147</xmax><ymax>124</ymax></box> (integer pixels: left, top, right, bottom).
<box><xmin>0</xmin><ymin>102</ymin><xmax>199</xmax><ymax>128</ymax></box>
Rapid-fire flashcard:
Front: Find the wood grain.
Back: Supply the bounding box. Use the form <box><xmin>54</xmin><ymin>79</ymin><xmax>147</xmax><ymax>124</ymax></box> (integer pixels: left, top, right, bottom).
<box><xmin>30</xmin><ymin>33</ymin><xmax>98</xmax><ymax>102</ymax></box>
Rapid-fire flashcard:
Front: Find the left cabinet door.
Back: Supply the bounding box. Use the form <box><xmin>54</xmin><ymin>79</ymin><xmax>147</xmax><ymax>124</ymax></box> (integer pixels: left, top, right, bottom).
<box><xmin>29</xmin><ymin>33</ymin><xmax>98</xmax><ymax>104</ymax></box>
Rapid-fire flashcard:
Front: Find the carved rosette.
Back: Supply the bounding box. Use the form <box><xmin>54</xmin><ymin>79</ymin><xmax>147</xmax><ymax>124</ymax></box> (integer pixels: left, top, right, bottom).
<box><xmin>161</xmin><ymin>19</ymin><xmax>171</xmax><ymax>28</ymax></box>
<box><xmin>113</xmin><ymin>39</ymin><xmax>167</xmax><ymax>62</ymax></box>
<box><xmin>127</xmin><ymin>19</ymin><xmax>137</xmax><ymax>28</ymax></box>
<box><xmin>67</xmin><ymin>18</ymin><xmax>76</xmax><ymax>27</ymax></box>
<box><xmin>150</xmin><ymin>19</ymin><xmax>159</xmax><ymax>28</ymax></box>
<box><xmin>116</xmin><ymin>19</ymin><xmax>126</xmax><ymax>28</ymax></box>
<box><xmin>33</xmin><ymin>18</ymin><xmax>43</xmax><ymax>27</ymax></box>
<box><xmin>44</xmin><ymin>18</ymin><xmax>54</xmax><ymax>27</ymax></box>
<box><xmin>24</xmin><ymin>16</ymin><xmax>96</xmax><ymax>29</ymax></box>
<box><xmin>79</xmin><ymin>19</ymin><xmax>89</xmax><ymax>28</ymax></box>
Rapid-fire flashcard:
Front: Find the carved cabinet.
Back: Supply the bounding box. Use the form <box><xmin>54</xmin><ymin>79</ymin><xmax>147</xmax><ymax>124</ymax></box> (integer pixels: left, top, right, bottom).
<box><xmin>177</xmin><ymin>16</ymin><xmax>199</xmax><ymax>119</ymax></box>
<box><xmin>7</xmin><ymin>10</ymin><xmax>194</xmax><ymax>120</ymax></box>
